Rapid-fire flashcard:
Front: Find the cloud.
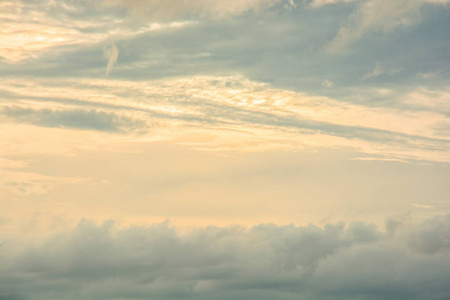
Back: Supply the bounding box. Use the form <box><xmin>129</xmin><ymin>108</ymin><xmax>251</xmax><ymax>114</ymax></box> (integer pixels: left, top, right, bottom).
<box><xmin>309</xmin><ymin>0</ymin><xmax>358</xmax><ymax>8</ymax></box>
<box><xmin>0</xmin><ymin>107</ymin><xmax>147</xmax><ymax>133</ymax></box>
<box><xmin>329</xmin><ymin>0</ymin><xmax>422</xmax><ymax>50</ymax></box>
<box><xmin>411</xmin><ymin>203</ymin><xmax>433</xmax><ymax>209</ymax></box>
<box><xmin>362</xmin><ymin>61</ymin><xmax>384</xmax><ymax>80</ymax></box>
<box><xmin>2</xmin><ymin>0</ymin><xmax>448</xmax><ymax>98</ymax></box>
<box><xmin>1</xmin><ymin>75</ymin><xmax>450</xmax><ymax>162</ymax></box>
<box><xmin>101</xmin><ymin>0</ymin><xmax>293</xmax><ymax>21</ymax></box>
<box><xmin>327</xmin><ymin>0</ymin><xmax>450</xmax><ymax>51</ymax></box>
<box><xmin>0</xmin><ymin>158</ymin><xmax>28</xmax><ymax>169</ymax></box>
<box><xmin>104</xmin><ymin>44</ymin><xmax>119</xmax><ymax>75</ymax></box>
<box><xmin>0</xmin><ymin>170</ymin><xmax>86</xmax><ymax>195</ymax></box>
<box><xmin>425</xmin><ymin>0</ymin><xmax>450</xmax><ymax>3</ymax></box>
<box><xmin>403</xmin><ymin>214</ymin><xmax>450</xmax><ymax>254</ymax></box>
<box><xmin>322</xmin><ymin>79</ymin><xmax>334</xmax><ymax>88</ymax></box>
<box><xmin>1</xmin><ymin>214</ymin><xmax>450</xmax><ymax>300</ymax></box>
<box><xmin>310</xmin><ymin>0</ymin><xmax>450</xmax><ymax>7</ymax></box>
<box><xmin>0</xmin><ymin>0</ymin><xmax>114</xmax><ymax>63</ymax></box>
<box><xmin>351</xmin><ymin>157</ymin><xmax>408</xmax><ymax>163</ymax></box>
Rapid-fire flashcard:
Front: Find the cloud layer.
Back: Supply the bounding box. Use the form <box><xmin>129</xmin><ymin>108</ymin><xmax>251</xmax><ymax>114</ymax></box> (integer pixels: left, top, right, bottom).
<box><xmin>2</xmin><ymin>75</ymin><xmax>449</xmax><ymax>162</ymax></box>
<box><xmin>327</xmin><ymin>0</ymin><xmax>450</xmax><ymax>50</ymax></box>
<box><xmin>102</xmin><ymin>0</ymin><xmax>290</xmax><ymax>20</ymax></box>
<box><xmin>1</xmin><ymin>214</ymin><xmax>450</xmax><ymax>300</ymax></box>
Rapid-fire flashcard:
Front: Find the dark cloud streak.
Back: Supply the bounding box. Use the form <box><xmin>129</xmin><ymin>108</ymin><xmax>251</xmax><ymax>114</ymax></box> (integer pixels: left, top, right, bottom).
<box><xmin>0</xmin><ymin>106</ymin><xmax>148</xmax><ymax>133</ymax></box>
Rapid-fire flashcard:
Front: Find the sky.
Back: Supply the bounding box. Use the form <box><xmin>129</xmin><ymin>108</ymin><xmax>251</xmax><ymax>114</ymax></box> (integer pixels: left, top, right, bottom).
<box><xmin>1</xmin><ymin>0</ymin><xmax>450</xmax><ymax>299</ymax></box>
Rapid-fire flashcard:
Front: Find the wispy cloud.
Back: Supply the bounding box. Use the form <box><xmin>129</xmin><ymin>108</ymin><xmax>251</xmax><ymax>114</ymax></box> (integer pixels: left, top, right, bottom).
<box><xmin>0</xmin><ymin>0</ymin><xmax>194</xmax><ymax>63</ymax></box>
<box><xmin>102</xmin><ymin>0</ymin><xmax>295</xmax><ymax>21</ymax></box>
<box><xmin>0</xmin><ymin>170</ymin><xmax>86</xmax><ymax>195</ymax></box>
<box><xmin>322</xmin><ymin>79</ymin><xmax>334</xmax><ymax>88</ymax></box>
<box><xmin>309</xmin><ymin>0</ymin><xmax>358</xmax><ymax>8</ymax></box>
<box><xmin>0</xmin><ymin>106</ymin><xmax>147</xmax><ymax>133</ymax></box>
<box><xmin>362</xmin><ymin>61</ymin><xmax>384</xmax><ymax>80</ymax></box>
<box><xmin>351</xmin><ymin>157</ymin><xmax>408</xmax><ymax>163</ymax></box>
<box><xmin>1</xmin><ymin>75</ymin><xmax>449</xmax><ymax>162</ymax></box>
<box><xmin>104</xmin><ymin>44</ymin><xmax>119</xmax><ymax>75</ymax></box>
<box><xmin>411</xmin><ymin>203</ymin><xmax>433</xmax><ymax>209</ymax></box>
<box><xmin>327</xmin><ymin>0</ymin><xmax>450</xmax><ymax>51</ymax></box>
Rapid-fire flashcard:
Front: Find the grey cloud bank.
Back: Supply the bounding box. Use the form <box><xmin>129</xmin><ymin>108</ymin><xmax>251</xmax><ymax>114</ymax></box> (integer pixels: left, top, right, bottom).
<box><xmin>1</xmin><ymin>214</ymin><xmax>450</xmax><ymax>300</ymax></box>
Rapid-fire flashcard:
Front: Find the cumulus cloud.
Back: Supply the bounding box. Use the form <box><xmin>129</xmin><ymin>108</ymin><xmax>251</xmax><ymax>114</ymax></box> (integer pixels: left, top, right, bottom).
<box><xmin>1</xmin><ymin>214</ymin><xmax>450</xmax><ymax>300</ymax></box>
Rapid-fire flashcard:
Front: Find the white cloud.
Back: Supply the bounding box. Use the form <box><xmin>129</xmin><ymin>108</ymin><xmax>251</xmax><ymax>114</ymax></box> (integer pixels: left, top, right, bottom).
<box><xmin>362</xmin><ymin>61</ymin><xmax>384</xmax><ymax>80</ymax></box>
<box><xmin>411</xmin><ymin>203</ymin><xmax>433</xmax><ymax>209</ymax></box>
<box><xmin>322</xmin><ymin>79</ymin><xmax>334</xmax><ymax>88</ymax></box>
<box><xmin>1</xmin><ymin>214</ymin><xmax>450</xmax><ymax>300</ymax></box>
<box><xmin>309</xmin><ymin>0</ymin><xmax>358</xmax><ymax>8</ymax></box>
<box><xmin>104</xmin><ymin>44</ymin><xmax>119</xmax><ymax>76</ymax></box>
<box><xmin>351</xmin><ymin>157</ymin><xmax>408</xmax><ymax>163</ymax></box>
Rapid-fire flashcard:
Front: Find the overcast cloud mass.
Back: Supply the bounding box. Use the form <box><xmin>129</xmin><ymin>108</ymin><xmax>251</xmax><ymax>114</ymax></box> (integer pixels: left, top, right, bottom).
<box><xmin>2</xmin><ymin>214</ymin><xmax>450</xmax><ymax>300</ymax></box>
<box><xmin>1</xmin><ymin>0</ymin><xmax>450</xmax><ymax>299</ymax></box>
